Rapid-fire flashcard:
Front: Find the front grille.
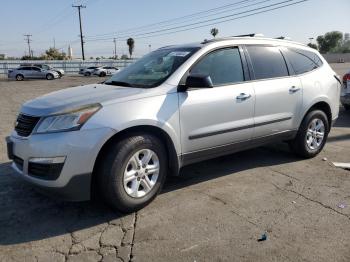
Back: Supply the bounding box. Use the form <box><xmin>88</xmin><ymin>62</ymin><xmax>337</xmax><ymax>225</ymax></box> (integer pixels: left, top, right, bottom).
<box><xmin>28</xmin><ymin>162</ymin><xmax>64</xmax><ymax>181</ymax></box>
<box><xmin>15</xmin><ymin>114</ymin><xmax>40</xmax><ymax>137</ymax></box>
<box><xmin>13</xmin><ymin>155</ymin><xmax>24</xmax><ymax>171</ymax></box>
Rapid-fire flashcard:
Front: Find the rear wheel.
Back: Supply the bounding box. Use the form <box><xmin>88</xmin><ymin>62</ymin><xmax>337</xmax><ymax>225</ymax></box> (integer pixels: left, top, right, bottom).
<box><xmin>84</xmin><ymin>72</ymin><xmax>91</xmax><ymax>76</ymax></box>
<box><xmin>289</xmin><ymin>110</ymin><xmax>329</xmax><ymax>158</ymax></box>
<box><xmin>97</xmin><ymin>134</ymin><xmax>168</xmax><ymax>213</ymax></box>
<box><xmin>16</xmin><ymin>74</ymin><xmax>24</xmax><ymax>81</ymax></box>
<box><xmin>46</xmin><ymin>74</ymin><xmax>54</xmax><ymax>80</ymax></box>
<box><xmin>99</xmin><ymin>72</ymin><xmax>106</xmax><ymax>77</ymax></box>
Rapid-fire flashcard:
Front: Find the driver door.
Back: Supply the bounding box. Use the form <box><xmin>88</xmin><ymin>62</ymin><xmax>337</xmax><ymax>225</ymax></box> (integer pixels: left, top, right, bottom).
<box><xmin>178</xmin><ymin>47</ymin><xmax>255</xmax><ymax>164</ymax></box>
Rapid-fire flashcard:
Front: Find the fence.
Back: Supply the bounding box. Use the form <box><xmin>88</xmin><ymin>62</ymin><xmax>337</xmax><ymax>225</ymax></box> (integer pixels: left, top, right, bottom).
<box><xmin>0</xmin><ymin>59</ymin><xmax>137</xmax><ymax>75</ymax></box>
<box><xmin>322</xmin><ymin>53</ymin><xmax>350</xmax><ymax>63</ymax></box>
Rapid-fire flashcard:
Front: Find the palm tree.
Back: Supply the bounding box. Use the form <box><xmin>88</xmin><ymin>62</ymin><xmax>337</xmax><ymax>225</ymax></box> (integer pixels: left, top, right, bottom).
<box><xmin>127</xmin><ymin>38</ymin><xmax>135</xmax><ymax>59</ymax></box>
<box><xmin>210</xmin><ymin>28</ymin><xmax>219</xmax><ymax>38</ymax></box>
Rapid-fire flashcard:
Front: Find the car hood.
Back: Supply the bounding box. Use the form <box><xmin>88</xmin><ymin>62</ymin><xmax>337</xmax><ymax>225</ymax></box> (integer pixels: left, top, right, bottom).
<box><xmin>20</xmin><ymin>83</ymin><xmax>175</xmax><ymax>116</ymax></box>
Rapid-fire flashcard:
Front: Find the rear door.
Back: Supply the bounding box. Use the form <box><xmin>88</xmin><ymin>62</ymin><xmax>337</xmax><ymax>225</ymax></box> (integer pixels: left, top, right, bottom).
<box><xmin>31</xmin><ymin>67</ymin><xmax>43</xmax><ymax>78</ymax></box>
<box><xmin>22</xmin><ymin>66</ymin><xmax>34</xmax><ymax>78</ymax></box>
<box><xmin>178</xmin><ymin>47</ymin><xmax>255</xmax><ymax>161</ymax></box>
<box><xmin>245</xmin><ymin>45</ymin><xmax>302</xmax><ymax>138</ymax></box>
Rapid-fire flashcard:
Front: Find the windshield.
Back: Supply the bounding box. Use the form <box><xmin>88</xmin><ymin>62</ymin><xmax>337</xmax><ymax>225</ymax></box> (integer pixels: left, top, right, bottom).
<box><xmin>105</xmin><ymin>47</ymin><xmax>200</xmax><ymax>88</ymax></box>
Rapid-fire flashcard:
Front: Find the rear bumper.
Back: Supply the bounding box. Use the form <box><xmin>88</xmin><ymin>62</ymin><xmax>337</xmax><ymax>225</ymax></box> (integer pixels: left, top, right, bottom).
<box><xmin>340</xmin><ymin>93</ymin><xmax>350</xmax><ymax>106</ymax></box>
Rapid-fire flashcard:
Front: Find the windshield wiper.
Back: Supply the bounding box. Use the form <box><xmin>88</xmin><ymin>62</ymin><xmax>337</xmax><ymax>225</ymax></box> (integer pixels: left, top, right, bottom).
<box><xmin>104</xmin><ymin>81</ymin><xmax>133</xmax><ymax>87</ymax></box>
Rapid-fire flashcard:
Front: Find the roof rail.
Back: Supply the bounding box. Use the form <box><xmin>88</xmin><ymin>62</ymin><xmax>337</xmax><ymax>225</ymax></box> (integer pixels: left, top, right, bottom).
<box><xmin>201</xmin><ymin>33</ymin><xmax>265</xmax><ymax>44</ymax></box>
<box><xmin>275</xmin><ymin>36</ymin><xmax>291</xmax><ymax>40</ymax></box>
<box><xmin>232</xmin><ymin>33</ymin><xmax>264</xmax><ymax>37</ymax></box>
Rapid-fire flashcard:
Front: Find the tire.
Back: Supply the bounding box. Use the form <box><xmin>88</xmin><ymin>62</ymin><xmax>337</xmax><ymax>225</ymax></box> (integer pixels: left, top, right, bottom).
<box><xmin>344</xmin><ymin>104</ymin><xmax>350</xmax><ymax>111</ymax></box>
<box><xmin>289</xmin><ymin>110</ymin><xmax>329</xmax><ymax>158</ymax></box>
<box><xmin>84</xmin><ymin>72</ymin><xmax>91</xmax><ymax>77</ymax></box>
<box><xmin>57</xmin><ymin>72</ymin><xmax>62</xmax><ymax>78</ymax></box>
<box><xmin>16</xmin><ymin>74</ymin><xmax>24</xmax><ymax>81</ymax></box>
<box><xmin>99</xmin><ymin>72</ymin><xmax>106</xmax><ymax>77</ymax></box>
<box><xmin>46</xmin><ymin>74</ymin><xmax>54</xmax><ymax>80</ymax></box>
<box><xmin>97</xmin><ymin>134</ymin><xmax>168</xmax><ymax>213</ymax></box>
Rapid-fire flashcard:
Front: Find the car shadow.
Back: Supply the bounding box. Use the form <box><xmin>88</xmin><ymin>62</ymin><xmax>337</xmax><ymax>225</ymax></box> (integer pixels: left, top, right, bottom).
<box><xmin>333</xmin><ymin>108</ymin><xmax>350</xmax><ymax>128</ymax></box>
<box><xmin>0</xmin><ymin>142</ymin><xmax>300</xmax><ymax>246</ymax></box>
<box><xmin>163</xmin><ymin>143</ymin><xmax>300</xmax><ymax>192</ymax></box>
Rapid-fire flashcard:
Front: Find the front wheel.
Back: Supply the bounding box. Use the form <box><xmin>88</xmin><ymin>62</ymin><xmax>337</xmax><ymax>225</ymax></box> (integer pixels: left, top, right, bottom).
<box><xmin>46</xmin><ymin>74</ymin><xmax>54</xmax><ymax>80</ymax></box>
<box><xmin>97</xmin><ymin>134</ymin><xmax>168</xmax><ymax>213</ymax></box>
<box><xmin>289</xmin><ymin>110</ymin><xmax>329</xmax><ymax>158</ymax></box>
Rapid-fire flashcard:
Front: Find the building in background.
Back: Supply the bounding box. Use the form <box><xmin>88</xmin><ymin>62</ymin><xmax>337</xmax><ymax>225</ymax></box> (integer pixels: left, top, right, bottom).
<box><xmin>344</xmin><ymin>33</ymin><xmax>350</xmax><ymax>42</ymax></box>
<box><xmin>68</xmin><ymin>45</ymin><xmax>73</xmax><ymax>60</ymax></box>
<box><xmin>0</xmin><ymin>54</ymin><xmax>5</xmax><ymax>60</ymax></box>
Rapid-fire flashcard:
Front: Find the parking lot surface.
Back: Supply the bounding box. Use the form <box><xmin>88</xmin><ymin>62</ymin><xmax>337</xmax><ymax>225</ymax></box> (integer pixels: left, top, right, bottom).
<box><xmin>0</xmin><ymin>71</ymin><xmax>349</xmax><ymax>262</ymax></box>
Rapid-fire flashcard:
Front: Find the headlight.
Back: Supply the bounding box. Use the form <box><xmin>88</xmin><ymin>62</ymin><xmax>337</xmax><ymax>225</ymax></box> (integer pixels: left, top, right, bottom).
<box><xmin>35</xmin><ymin>104</ymin><xmax>101</xmax><ymax>134</ymax></box>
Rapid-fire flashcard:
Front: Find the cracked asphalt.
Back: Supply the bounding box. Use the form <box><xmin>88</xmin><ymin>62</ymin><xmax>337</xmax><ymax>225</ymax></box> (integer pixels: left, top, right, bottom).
<box><xmin>0</xmin><ymin>68</ymin><xmax>350</xmax><ymax>262</ymax></box>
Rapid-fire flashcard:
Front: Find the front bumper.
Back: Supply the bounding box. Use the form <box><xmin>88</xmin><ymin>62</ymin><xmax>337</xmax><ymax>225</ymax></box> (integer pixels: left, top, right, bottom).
<box><xmin>6</xmin><ymin>127</ymin><xmax>115</xmax><ymax>201</ymax></box>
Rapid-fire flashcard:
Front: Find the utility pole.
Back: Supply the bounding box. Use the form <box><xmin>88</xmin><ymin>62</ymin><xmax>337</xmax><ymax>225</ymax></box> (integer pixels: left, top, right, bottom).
<box><xmin>113</xmin><ymin>38</ymin><xmax>117</xmax><ymax>60</ymax></box>
<box><xmin>24</xmin><ymin>34</ymin><xmax>32</xmax><ymax>57</ymax></box>
<box><xmin>53</xmin><ymin>37</ymin><xmax>56</xmax><ymax>48</ymax></box>
<box><xmin>72</xmin><ymin>4</ymin><xmax>86</xmax><ymax>60</ymax></box>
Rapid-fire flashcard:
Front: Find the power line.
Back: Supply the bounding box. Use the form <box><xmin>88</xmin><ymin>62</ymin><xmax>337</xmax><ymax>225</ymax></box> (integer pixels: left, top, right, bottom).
<box><xmin>85</xmin><ymin>0</ymin><xmax>307</xmax><ymax>42</ymax></box>
<box><xmin>72</xmin><ymin>4</ymin><xmax>86</xmax><ymax>60</ymax></box>
<box><xmin>86</xmin><ymin>0</ymin><xmax>258</xmax><ymax>39</ymax></box>
<box><xmin>24</xmin><ymin>34</ymin><xmax>32</xmax><ymax>57</ymax></box>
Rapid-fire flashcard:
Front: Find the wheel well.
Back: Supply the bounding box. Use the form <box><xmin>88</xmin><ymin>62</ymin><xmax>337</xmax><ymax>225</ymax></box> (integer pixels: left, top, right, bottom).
<box><xmin>306</xmin><ymin>101</ymin><xmax>332</xmax><ymax>130</ymax></box>
<box><xmin>91</xmin><ymin>125</ymin><xmax>180</xmax><ymax>196</ymax></box>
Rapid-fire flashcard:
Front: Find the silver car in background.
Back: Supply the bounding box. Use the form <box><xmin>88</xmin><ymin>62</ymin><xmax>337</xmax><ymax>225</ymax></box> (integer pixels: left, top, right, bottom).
<box><xmin>33</xmin><ymin>64</ymin><xmax>65</xmax><ymax>78</ymax></box>
<box><xmin>8</xmin><ymin>66</ymin><xmax>59</xmax><ymax>81</ymax></box>
<box><xmin>6</xmin><ymin>36</ymin><xmax>341</xmax><ymax>212</ymax></box>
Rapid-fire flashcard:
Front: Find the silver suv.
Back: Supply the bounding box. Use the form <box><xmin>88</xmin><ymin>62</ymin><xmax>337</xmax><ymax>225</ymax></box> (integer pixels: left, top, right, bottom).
<box><xmin>6</xmin><ymin>37</ymin><xmax>341</xmax><ymax>212</ymax></box>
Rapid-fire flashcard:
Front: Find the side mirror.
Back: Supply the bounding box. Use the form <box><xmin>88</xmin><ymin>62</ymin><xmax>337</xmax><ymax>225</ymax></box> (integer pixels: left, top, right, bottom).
<box><xmin>184</xmin><ymin>74</ymin><xmax>213</xmax><ymax>90</ymax></box>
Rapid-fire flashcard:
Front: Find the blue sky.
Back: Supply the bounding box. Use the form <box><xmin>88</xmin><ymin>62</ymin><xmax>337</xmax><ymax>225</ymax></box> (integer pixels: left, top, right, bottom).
<box><xmin>0</xmin><ymin>0</ymin><xmax>349</xmax><ymax>58</ymax></box>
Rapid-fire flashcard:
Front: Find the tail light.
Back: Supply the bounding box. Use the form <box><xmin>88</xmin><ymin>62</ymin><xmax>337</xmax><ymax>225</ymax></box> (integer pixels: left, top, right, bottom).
<box><xmin>343</xmin><ymin>73</ymin><xmax>350</xmax><ymax>87</ymax></box>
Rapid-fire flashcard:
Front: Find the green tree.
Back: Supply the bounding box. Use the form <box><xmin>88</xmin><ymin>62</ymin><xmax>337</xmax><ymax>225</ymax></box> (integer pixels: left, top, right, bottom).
<box><xmin>127</xmin><ymin>38</ymin><xmax>135</xmax><ymax>58</ymax></box>
<box><xmin>307</xmin><ymin>43</ymin><xmax>318</xmax><ymax>50</ymax></box>
<box><xmin>210</xmin><ymin>28</ymin><xmax>219</xmax><ymax>38</ymax></box>
<box><xmin>43</xmin><ymin>48</ymin><xmax>67</xmax><ymax>60</ymax></box>
<box><xmin>121</xmin><ymin>54</ymin><xmax>129</xmax><ymax>60</ymax></box>
<box><xmin>316</xmin><ymin>31</ymin><xmax>343</xmax><ymax>53</ymax></box>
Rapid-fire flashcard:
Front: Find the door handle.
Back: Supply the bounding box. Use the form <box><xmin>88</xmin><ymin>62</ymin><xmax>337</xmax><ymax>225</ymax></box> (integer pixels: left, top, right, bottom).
<box><xmin>236</xmin><ymin>93</ymin><xmax>251</xmax><ymax>100</ymax></box>
<box><xmin>289</xmin><ymin>86</ymin><xmax>300</xmax><ymax>93</ymax></box>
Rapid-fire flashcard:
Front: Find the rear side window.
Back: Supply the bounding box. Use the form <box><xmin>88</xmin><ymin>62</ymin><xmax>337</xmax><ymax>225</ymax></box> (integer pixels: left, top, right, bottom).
<box><xmin>283</xmin><ymin>48</ymin><xmax>323</xmax><ymax>75</ymax></box>
<box><xmin>246</xmin><ymin>46</ymin><xmax>289</xmax><ymax>80</ymax></box>
<box><xmin>190</xmin><ymin>47</ymin><xmax>244</xmax><ymax>86</ymax></box>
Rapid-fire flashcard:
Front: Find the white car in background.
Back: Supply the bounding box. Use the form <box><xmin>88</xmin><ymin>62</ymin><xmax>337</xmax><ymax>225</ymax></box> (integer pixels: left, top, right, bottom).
<box><xmin>93</xmin><ymin>66</ymin><xmax>119</xmax><ymax>77</ymax></box>
<box><xmin>79</xmin><ymin>66</ymin><xmax>100</xmax><ymax>76</ymax></box>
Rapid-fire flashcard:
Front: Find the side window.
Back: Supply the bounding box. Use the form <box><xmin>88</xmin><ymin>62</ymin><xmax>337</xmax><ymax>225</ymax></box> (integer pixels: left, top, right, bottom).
<box><xmin>190</xmin><ymin>48</ymin><xmax>244</xmax><ymax>86</ymax></box>
<box><xmin>31</xmin><ymin>67</ymin><xmax>41</xmax><ymax>71</ymax></box>
<box><xmin>283</xmin><ymin>48</ymin><xmax>323</xmax><ymax>75</ymax></box>
<box><xmin>246</xmin><ymin>46</ymin><xmax>289</xmax><ymax>80</ymax></box>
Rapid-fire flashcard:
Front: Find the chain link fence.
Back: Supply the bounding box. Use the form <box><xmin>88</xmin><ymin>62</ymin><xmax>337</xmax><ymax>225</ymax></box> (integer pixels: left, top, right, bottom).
<box><xmin>0</xmin><ymin>59</ymin><xmax>137</xmax><ymax>75</ymax></box>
